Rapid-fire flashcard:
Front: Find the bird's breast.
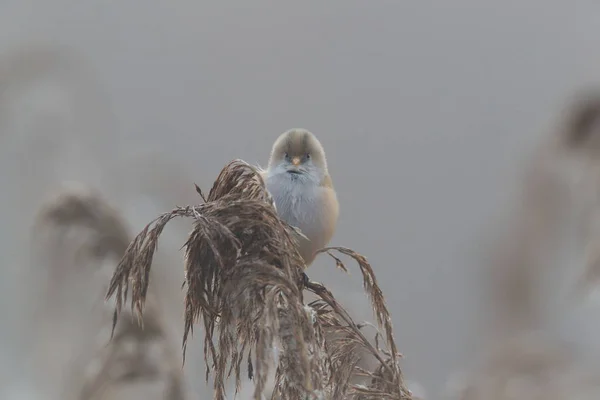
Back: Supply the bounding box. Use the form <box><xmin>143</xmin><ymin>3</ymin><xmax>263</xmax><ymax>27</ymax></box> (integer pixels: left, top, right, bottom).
<box><xmin>265</xmin><ymin>174</ymin><xmax>325</xmax><ymax>229</ymax></box>
<box><xmin>264</xmin><ymin>172</ymin><xmax>339</xmax><ymax>264</ymax></box>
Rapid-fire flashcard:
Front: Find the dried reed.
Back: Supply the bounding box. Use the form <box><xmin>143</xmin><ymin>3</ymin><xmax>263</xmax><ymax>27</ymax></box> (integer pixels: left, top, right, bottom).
<box><xmin>106</xmin><ymin>159</ymin><xmax>413</xmax><ymax>400</ymax></box>
<box><xmin>31</xmin><ymin>183</ymin><xmax>186</xmax><ymax>400</ymax></box>
<box><xmin>450</xmin><ymin>90</ymin><xmax>600</xmax><ymax>400</ymax></box>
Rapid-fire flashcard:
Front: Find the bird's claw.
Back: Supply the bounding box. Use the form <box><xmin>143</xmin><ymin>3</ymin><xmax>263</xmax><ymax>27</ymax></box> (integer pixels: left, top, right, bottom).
<box><xmin>301</xmin><ymin>272</ymin><xmax>310</xmax><ymax>286</ymax></box>
<box><xmin>191</xmin><ymin>205</ymin><xmax>201</xmax><ymax>219</ymax></box>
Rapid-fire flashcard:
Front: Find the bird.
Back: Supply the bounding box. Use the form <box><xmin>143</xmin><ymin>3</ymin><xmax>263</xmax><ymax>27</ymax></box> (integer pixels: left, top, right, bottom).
<box><xmin>259</xmin><ymin>128</ymin><xmax>339</xmax><ymax>267</ymax></box>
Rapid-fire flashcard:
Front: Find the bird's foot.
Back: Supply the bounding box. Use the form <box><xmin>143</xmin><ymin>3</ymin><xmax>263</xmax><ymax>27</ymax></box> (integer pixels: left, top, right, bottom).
<box><xmin>301</xmin><ymin>271</ymin><xmax>310</xmax><ymax>287</ymax></box>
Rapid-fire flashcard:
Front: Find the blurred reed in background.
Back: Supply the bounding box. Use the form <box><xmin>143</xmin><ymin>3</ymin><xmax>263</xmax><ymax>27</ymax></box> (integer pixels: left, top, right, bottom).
<box><xmin>4</xmin><ymin>28</ymin><xmax>600</xmax><ymax>400</ymax></box>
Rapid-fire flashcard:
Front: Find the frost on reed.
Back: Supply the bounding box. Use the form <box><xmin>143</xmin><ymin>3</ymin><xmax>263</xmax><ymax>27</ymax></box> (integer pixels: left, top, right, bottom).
<box><xmin>106</xmin><ymin>159</ymin><xmax>413</xmax><ymax>400</ymax></box>
<box><xmin>32</xmin><ymin>184</ymin><xmax>185</xmax><ymax>400</ymax></box>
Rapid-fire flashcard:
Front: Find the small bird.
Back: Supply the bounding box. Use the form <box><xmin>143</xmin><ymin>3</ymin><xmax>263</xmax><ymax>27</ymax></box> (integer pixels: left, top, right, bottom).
<box><xmin>260</xmin><ymin>128</ymin><xmax>339</xmax><ymax>266</ymax></box>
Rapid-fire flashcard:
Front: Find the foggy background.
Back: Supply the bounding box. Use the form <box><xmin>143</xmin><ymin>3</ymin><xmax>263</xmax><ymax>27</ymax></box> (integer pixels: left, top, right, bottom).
<box><xmin>3</xmin><ymin>1</ymin><xmax>600</xmax><ymax>399</ymax></box>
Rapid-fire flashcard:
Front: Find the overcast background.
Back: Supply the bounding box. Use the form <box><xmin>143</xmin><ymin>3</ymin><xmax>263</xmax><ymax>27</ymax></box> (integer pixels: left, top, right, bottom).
<box><xmin>2</xmin><ymin>1</ymin><xmax>600</xmax><ymax>399</ymax></box>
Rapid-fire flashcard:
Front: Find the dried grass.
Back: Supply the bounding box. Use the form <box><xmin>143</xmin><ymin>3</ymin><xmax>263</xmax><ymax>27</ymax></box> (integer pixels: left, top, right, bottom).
<box><xmin>30</xmin><ymin>183</ymin><xmax>186</xmax><ymax>400</ymax></box>
<box><xmin>106</xmin><ymin>159</ymin><xmax>413</xmax><ymax>400</ymax></box>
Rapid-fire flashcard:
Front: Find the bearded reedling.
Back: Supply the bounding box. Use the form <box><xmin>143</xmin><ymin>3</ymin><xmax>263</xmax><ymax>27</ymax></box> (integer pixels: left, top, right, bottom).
<box><xmin>260</xmin><ymin>128</ymin><xmax>339</xmax><ymax>267</ymax></box>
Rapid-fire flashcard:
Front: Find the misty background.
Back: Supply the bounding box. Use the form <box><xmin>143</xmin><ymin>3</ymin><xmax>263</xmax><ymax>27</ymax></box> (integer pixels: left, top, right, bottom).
<box><xmin>2</xmin><ymin>1</ymin><xmax>600</xmax><ymax>399</ymax></box>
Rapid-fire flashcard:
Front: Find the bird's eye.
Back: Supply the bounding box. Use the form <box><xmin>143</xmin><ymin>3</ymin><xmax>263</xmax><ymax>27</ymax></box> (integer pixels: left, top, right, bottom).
<box><xmin>305</xmin><ymin>153</ymin><xmax>310</xmax><ymax>159</ymax></box>
<box><xmin>284</xmin><ymin>152</ymin><xmax>290</xmax><ymax>160</ymax></box>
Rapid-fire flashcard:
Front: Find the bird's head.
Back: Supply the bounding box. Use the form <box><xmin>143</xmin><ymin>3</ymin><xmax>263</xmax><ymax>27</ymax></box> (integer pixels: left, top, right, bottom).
<box><xmin>267</xmin><ymin>129</ymin><xmax>329</xmax><ymax>182</ymax></box>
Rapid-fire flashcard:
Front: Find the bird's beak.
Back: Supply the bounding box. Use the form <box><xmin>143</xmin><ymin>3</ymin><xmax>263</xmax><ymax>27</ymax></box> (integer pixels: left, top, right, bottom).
<box><xmin>291</xmin><ymin>156</ymin><xmax>301</xmax><ymax>166</ymax></box>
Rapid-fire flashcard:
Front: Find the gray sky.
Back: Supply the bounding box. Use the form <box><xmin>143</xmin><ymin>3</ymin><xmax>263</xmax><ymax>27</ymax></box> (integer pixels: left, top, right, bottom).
<box><xmin>2</xmin><ymin>1</ymin><xmax>600</xmax><ymax>398</ymax></box>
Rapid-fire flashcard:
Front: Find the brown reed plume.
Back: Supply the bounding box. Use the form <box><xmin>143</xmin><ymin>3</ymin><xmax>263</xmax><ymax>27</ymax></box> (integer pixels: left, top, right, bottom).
<box><xmin>106</xmin><ymin>159</ymin><xmax>413</xmax><ymax>400</ymax></box>
<box><xmin>33</xmin><ymin>183</ymin><xmax>130</xmax><ymax>262</ymax></box>
<box><xmin>556</xmin><ymin>89</ymin><xmax>600</xmax><ymax>298</ymax></box>
<box><xmin>31</xmin><ymin>183</ymin><xmax>186</xmax><ymax>400</ymax></box>
<box><xmin>558</xmin><ymin>89</ymin><xmax>600</xmax><ymax>150</ymax></box>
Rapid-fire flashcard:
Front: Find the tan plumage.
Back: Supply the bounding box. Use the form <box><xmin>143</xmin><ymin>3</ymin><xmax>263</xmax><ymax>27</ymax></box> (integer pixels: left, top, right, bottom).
<box><xmin>260</xmin><ymin>128</ymin><xmax>339</xmax><ymax>266</ymax></box>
